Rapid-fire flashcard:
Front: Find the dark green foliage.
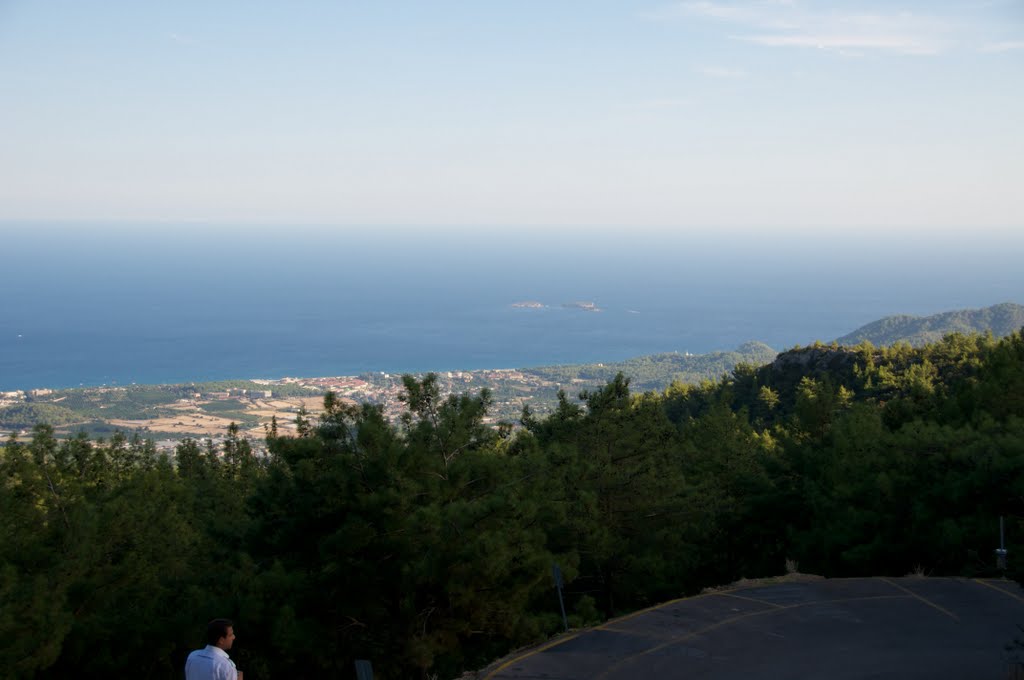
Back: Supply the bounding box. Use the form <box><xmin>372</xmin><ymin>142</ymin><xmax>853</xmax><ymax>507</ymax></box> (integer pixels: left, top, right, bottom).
<box><xmin>198</xmin><ymin>399</ymin><xmax>249</xmax><ymax>413</ymax></box>
<box><xmin>526</xmin><ymin>341</ymin><xmax>777</xmax><ymax>391</ymax></box>
<box><xmin>0</xmin><ymin>402</ymin><xmax>82</xmax><ymax>428</ymax></box>
<box><xmin>2</xmin><ymin>331</ymin><xmax>1023</xmax><ymax>678</ymax></box>
<box><xmin>38</xmin><ymin>385</ymin><xmax>184</xmax><ymax>420</ymax></box>
<box><xmin>523</xmin><ymin>375</ymin><xmax>704</xmax><ymax>616</ymax></box>
<box><xmin>239</xmin><ymin>379</ymin><xmax>552</xmax><ymax>678</ymax></box>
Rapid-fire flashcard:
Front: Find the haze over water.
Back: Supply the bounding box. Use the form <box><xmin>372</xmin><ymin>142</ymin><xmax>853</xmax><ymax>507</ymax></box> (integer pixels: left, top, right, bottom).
<box><xmin>2</xmin><ymin>225</ymin><xmax>1021</xmax><ymax>391</ymax></box>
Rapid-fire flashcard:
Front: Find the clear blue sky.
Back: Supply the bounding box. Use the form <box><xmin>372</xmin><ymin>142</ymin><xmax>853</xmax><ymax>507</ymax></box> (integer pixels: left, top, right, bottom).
<box><xmin>0</xmin><ymin>0</ymin><xmax>1021</xmax><ymax>233</ymax></box>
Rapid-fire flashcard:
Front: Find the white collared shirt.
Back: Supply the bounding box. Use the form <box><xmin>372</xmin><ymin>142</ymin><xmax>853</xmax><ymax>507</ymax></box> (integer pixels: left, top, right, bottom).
<box><xmin>185</xmin><ymin>645</ymin><xmax>237</xmax><ymax>680</ymax></box>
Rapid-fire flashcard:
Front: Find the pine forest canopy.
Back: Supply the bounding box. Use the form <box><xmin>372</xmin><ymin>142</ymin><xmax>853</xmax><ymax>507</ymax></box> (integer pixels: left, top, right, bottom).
<box><xmin>3</xmin><ymin>326</ymin><xmax>1024</xmax><ymax>679</ymax></box>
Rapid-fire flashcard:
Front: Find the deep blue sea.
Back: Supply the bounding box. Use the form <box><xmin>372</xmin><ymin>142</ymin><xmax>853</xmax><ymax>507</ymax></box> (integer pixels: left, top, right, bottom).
<box><xmin>1</xmin><ymin>224</ymin><xmax>1022</xmax><ymax>390</ymax></box>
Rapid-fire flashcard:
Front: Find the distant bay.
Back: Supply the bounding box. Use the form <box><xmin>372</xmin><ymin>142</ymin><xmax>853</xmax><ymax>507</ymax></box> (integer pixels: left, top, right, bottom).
<box><xmin>2</xmin><ymin>224</ymin><xmax>1022</xmax><ymax>390</ymax></box>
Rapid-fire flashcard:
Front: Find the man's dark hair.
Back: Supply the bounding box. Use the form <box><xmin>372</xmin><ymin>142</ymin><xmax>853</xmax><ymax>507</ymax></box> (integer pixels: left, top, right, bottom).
<box><xmin>205</xmin><ymin>619</ymin><xmax>234</xmax><ymax>646</ymax></box>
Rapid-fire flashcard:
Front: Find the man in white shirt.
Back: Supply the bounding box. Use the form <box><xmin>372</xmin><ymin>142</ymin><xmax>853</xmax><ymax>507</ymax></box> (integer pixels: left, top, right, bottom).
<box><xmin>185</xmin><ymin>619</ymin><xmax>242</xmax><ymax>680</ymax></box>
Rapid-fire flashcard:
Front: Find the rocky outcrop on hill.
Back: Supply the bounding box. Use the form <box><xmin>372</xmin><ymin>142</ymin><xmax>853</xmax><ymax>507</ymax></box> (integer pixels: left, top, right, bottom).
<box><xmin>769</xmin><ymin>345</ymin><xmax>862</xmax><ymax>376</ymax></box>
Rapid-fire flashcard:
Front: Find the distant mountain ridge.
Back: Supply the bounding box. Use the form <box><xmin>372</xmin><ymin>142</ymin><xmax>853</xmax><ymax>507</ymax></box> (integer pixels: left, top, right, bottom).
<box><xmin>835</xmin><ymin>302</ymin><xmax>1024</xmax><ymax>348</ymax></box>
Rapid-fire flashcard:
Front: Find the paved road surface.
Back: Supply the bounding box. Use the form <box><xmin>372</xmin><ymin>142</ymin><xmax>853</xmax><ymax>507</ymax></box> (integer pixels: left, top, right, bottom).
<box><xmin>484</xmin><ymin>577</ymin><xmax>1024</xmax><ymax>679</ymax></box>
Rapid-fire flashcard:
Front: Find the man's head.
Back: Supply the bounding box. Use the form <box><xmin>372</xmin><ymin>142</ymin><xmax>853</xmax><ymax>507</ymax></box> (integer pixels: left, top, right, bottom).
<box><xmin>205</xmin><ymin>618</ymin><xmax>235</xmax><ymax>650</ymax></box>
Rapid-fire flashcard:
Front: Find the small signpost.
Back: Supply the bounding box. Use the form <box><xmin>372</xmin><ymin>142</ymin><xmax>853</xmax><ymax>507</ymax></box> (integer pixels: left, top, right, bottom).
<box><xmin>552</xmin><ymin>562</ymin><xmax>569</xmax><ymax>632</ymax></box>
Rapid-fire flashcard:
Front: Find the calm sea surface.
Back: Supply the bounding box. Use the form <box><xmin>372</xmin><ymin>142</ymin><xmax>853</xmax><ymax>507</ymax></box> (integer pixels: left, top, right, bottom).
<box><xmin>1</xmin><ymin>225</ymin><xmax>1021</xmax><ymax>390</ymax></box>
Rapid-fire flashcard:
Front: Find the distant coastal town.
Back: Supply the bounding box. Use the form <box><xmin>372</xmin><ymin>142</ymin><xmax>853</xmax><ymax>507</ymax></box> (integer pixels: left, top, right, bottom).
<box><xmin>0</xmin><ymin>343</ymin><xmax>777</xmax><ymax>454</ymax></box>
<box><xmin>0</xmin><ymin>369</ymin><xmax>568</xmax><ymax>452</ymax></box>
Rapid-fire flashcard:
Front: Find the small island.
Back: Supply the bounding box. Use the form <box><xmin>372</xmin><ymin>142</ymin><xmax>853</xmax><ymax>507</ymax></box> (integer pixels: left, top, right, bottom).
<box><xmin>563</xmin><ymin>301</ymin><xmax>602</xmax><ymax>312</ymax></box>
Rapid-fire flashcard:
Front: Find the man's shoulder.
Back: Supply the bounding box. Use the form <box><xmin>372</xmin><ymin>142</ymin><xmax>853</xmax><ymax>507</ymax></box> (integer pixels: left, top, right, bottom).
<box><xmin>207</xmin><ymin>647</ymin><xmax>235</xmax><ymax>669</ymax></box>
<box><xmin>186</xmin><ymin>647</ymin><xmax>235</xmax><ymax>680</ymax></box>
<box><xmin>186</xmin><ymin>647</ymin><xmax>227</xmax><ymax>667</ymax></box>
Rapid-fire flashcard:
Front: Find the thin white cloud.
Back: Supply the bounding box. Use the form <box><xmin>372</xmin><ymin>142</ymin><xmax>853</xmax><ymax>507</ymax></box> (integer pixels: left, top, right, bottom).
<box><xmin>740</xmin><ymin>32</ymin><xmax>942</xmax><ymax>55</ymax></box>
<box><xmin>695</xmin><ymin>65</ymin><xmax>747</xmax><ymax>77</ymax></box>
<box><xmin>681</xmin><ymin>0</ymin><xmax>757</xmax><ymax>21</ymax></box>
<box><xmin>633</xmin><ymin>97</ymin><xmax>692</xmax><ymax>111</ymax></box>
<box><xmin>980</xmin><ymin>40</ymin><xmax>1024</xmax><ymax>52</ymax></box>
<box><xmin>168</xmin><ymin>32</ymin><xmax>194</xmax><ymax>44</ymax></box>
<box><xmin>668</xmin><ymin>1</ymin><xmax>956</xmax><ymax>56</ymax></box>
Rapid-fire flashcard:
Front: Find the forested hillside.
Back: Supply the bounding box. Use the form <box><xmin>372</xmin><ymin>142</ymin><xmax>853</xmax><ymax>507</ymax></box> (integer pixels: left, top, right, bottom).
<box><xmin>836</xmin><ymin>302</ymin><xmax>1024</xmax><ymax>347</ymax></box>
<box><xmin>524</xmin><ymin>341</ymin><xmax>777</xmax><ymax>391</ymax></box>
<box><xmin>2</xmin><ymin>331</ymin><xmax>1023</xmax><ymax>679</ymax></box>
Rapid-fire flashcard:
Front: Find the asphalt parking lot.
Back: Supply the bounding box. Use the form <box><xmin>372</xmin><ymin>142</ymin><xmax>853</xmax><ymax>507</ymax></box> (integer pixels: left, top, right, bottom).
<box><xmin>483</xmin><ymin>577</ymin><xmax>1024</xmax><ymax>679</ymax></box>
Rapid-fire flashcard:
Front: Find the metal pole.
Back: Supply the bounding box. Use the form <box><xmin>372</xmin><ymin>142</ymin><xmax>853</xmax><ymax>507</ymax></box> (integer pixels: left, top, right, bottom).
<box><xmin>552</xmin><ymin>563</ymin><xmax>569</xmax><ymax>632</ymax></box>
<box><xmin>354</xmin><ymin>659</ymin><xmax>373</xmax><ymax>680</ymax></box>
<box><xmin>556</xmin><ymin>582</ymin><xmax>569</xmax><ymax>632</ymax></box>
<box><xmin>997</xmin><ymin>516</ymin><xmax>1009</xmax><ymax>571</ymax></box>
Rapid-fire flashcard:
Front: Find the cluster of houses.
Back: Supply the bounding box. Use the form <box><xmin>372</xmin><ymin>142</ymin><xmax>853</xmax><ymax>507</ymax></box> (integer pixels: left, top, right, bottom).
<box><xmin>201</xmin><ymin>388</ymin><xmax>274</xmax><ymax>400</ymax></box>
<box><xmin>0</xmin><ymin>388</ymin><xmax>54</xmax><ymax>406</ymax></box>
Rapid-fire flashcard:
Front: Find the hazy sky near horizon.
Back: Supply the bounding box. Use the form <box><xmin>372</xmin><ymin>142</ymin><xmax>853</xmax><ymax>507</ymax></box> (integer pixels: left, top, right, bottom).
<box><xmin>1</xmin><ymin>1</ymin><xmax>1021</xmax><ymax>233</ymax></box>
